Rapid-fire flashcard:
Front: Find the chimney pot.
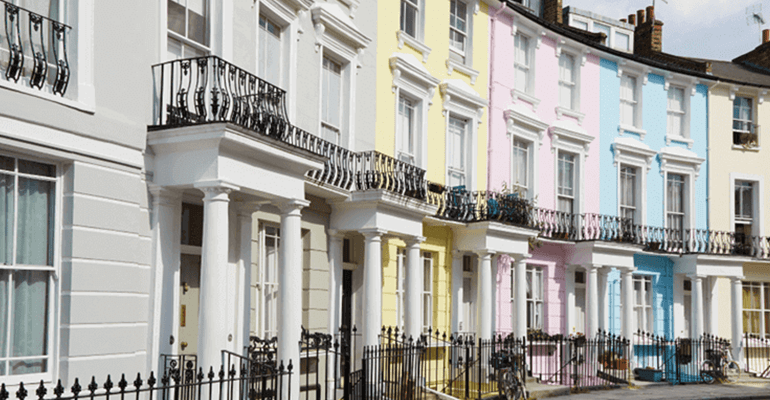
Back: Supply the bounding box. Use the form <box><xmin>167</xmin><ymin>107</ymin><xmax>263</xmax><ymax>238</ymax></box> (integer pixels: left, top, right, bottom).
<box><xmin>620</xmin><ymin>18</ymin><xmax>627</xmax><ymax>23</ymax></box>
<box><xmin>764</xmin><ymin>29</ymin><xmax>770</xmax><ymax>43</ymax></box>
<box><xmin>646</xmin><ymin>6</ymin><xmax>655</xmax><ymax>22</ymax></box>
<box><xmin>637</xmin><ymin>10</ymin><xmax>645</xmax><ymax>25</ymax></box>
<box><xmin>628</xmin><ymin>14</ymin><xmax>636</xmax><ymax>25</ymax></box>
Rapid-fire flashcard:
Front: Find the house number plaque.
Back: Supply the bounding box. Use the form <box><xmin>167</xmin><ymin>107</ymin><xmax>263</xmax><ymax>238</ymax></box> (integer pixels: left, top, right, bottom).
<box><xmin>180</xmin><ymin>305</ymin><xmax>186</xmax><ymax>327</ymax></box>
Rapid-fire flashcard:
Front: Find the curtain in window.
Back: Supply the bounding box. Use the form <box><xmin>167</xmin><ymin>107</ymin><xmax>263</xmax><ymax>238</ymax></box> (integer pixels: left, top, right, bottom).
<box><xmin>11</xmin><ymin>270</ymin><xmax>48</xmax><ymax>375</ymax></box>
<box><xmin>16</xmin><ymin>178</ymin><xmax>54</xmax><ymax>266</ymax></box>
<box><xmin>258</xmin><ymin>16</ymin><xmax>281</xmax><ymax>86</ymax></box>
<box><xmin>558</xmin><ymin>54</ymin><xmax>575</xmax><ymax>109</ymax></box>
<box><xmin>514</xmin><ymin>35</ymin><xmax>529</xmax><ymax>93</ymax></box>
<box><xmin>513</xmin><ymin>141</ymin><xmax>528</xmax><ymax>193</ymax></box>
<box><xmin>667</xmin><ymin>87</ymin><xmax>684</xmax><ymax>136</ymax></box>
<box><xmin>620</xmin><ymin>75</ymin><xmax>636</xmax><ymax>126</ymax></box>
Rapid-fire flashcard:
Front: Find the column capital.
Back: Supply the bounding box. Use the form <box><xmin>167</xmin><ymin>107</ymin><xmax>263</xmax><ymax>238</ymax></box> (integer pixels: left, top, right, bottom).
<box><xmin>276</xmin><ymin>198</ymin><xmax>310</xmax><ymax>216</ymax></box>
<box><xmin>404</xmin><ymin>235</ymin><xmax>426</xmax><ymax>248</ymax></box>
<box><xmin>148</xmin><ymin>184</ymin><xmax>181</xmax><ymax>206</ymax></box>
<box><xmin>328</xmin><ymin>229</ymin><xmax>346</xmax><ymax>241</ymax></box>
<box><xmin>360</xmin><ymin>228</ymin><xmax>387</xmax><ymax>240</ymax></box>
<box><xmin>234</xmin><ymin>201</ymin><xmax>262</xmax><ymax>217</ymax></box>
<box><xmin>473</xmin><ymin>249</ymin><xmax>496</xmax><ymax>259</ymax></box>
<box><xmin>583</xmin><ymin>263</ymin><xmax>602</xmax><ymax>271</ymax></box>
<box><xmin>598</xmin><ymin>266</ymin><xmax>613</xmax><ymax>276</ymax></box>
<box><xmin>686</xmin><ymin>273</ymin><xmax>707</xmax><ymax>281</ymax></box>
<box><xmin>730</xmin><ymin>275</ymin><xmax>746</xmax><ymax>283</ymax></box>
<box><xmin>452</xmin><ymin>249</ymin><xmax>465</xmax><ymax>260</ymax></box>
<box><xmin>511</xmin><ymin>253</ymin><xmax>532</xmax><ymax>263</ymax></box>
<box><xmin>620</xmin><ymin>268</ymin><xmax>636</xmax><ymax>277</ymax></box>
<box><xmin>194</xmin><ymin>180</ymin><xmax>239</xmax><ymax>194</ymax></box>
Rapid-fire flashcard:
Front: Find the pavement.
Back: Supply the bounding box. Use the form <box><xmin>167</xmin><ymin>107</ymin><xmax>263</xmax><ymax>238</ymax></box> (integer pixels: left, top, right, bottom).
<box><xmin>537</xmin><ymin>378</ymin><xmax>770</xmax><ymax>400</ymax></box>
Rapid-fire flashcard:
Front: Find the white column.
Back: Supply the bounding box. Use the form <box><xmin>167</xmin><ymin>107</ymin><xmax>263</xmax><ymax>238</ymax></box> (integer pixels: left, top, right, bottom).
<box><xmin>451</xmin><ymin>251</ymin><xmax>463</xmax><ymax>335</ymax></box>
<box><xmin>689</xmin><ymin>274</ymin><xmax>705</xmax><ymax>338</ymax></box>
<box><xmin>621</xmin><ymin>269</ymin><xmax>634</xmax><ymax>341</ymax></box>
<box><xmin>362</xmin><ymin>229</ymin><xmax>386</xmax><ymax>348</ymax></box>
<box><xmin>277</xmin><ymin>199</ymin><xmax>308</xmax><ymax>400</ymax></box>
<box><xmin>731</xmin><ymin>276</ymin><xmax>744</xmax><ymax>363</ymax></box>
<box><xmin>196</xmin><ymin>183</ymin><xmax>237</xmax><ymax>371</ymax></box>
<box><xmin>598</xmin><ymin>267</ymin><xmax>610</xmax><ymax>333</ymax></box>
<box><xmin>565</xmin><ymin>265</ymin><xmax>576</xmax><ymax>335</ymax></box>
<box><xmin>491</xmin><ymin>256</ymin><xmax>499</xmax><ymax>337</ymax></box>
<box><xmin>148</xmin><ymin>185</ymin><xmax>181</xmax><ymax>374</ymax></box>
<box><xmin>236</xmin><ymin>202</ymin><xmax>259</xmax><ymax>356</ymax></box>
<box><xmin>476</xmin><ymin>250</ymin><xmax>495</xmax><ymax>340</ymax></box>
<box><xmin>586</xmin><ymin>264</ymin><xmax>600</xmax><ymax>338</ymax></box>
<box><xmin>706</xmin><ymin>277</ymin><xmax>719</xmax><ymax>335</ymax></box>
<box><xmin>513</xmin><ymin>254</ymin><xmax>529</xmax><ymax>339</ymax></box>
<box><xmin>405</xmin><ymin>236</ymin><xmax>426</xmax><ymax>340</ymax></box>
<box><xmin>326</xmin><ymin>230</ymin><xmax>344</xmax><ymax>400</ymax></box>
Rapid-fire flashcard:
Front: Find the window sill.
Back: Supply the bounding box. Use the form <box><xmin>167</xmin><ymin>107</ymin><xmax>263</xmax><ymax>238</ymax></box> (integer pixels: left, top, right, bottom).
<box><xmin>397</xmin><ymin>30</ymin><xmax>431</xmax><ymax>63</ymax></box>
<box><xmin>732</xmin><ymin>144</ymin><xmax>761</xmax><ymax>152</ymax></box>
<box><xmin>446</xmin><ymin>58</ymin><xmax>479</xmax><ymax>84</ymax></box>
<box><xmin>665</xmin><ymin>135</ymin><xmax>694</xmax><ymax>149</ymax></box>
<box><xmin>511</xmin><ymin>89</ymin><xmax>541</xmax><ymax>111</ymax></box>
<box><xmin>618</xmin><ymin>124</ymin><xmax>647</xmax><ymax>140</ymax></box>
<box><xmin>0</xmin><ymin>79</ymin><xmax>95</xmax><ymax>114</ymax></box>
<box><xmin>555</xmin><ymin>106</ymin><xmax>585</xmax><ymax>124</ymax></box>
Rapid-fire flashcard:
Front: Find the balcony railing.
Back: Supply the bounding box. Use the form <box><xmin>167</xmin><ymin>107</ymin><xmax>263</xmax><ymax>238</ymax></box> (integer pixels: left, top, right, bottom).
<box><xmin>1</xmin><ymin>0</ymin><xmax>70</xmax><ymax>95</ymax></box>
<box><xmin>151</xmin><ymin>55</ymin><xmax>335</xmax><ymax>158</ymax></box>
<box><xmin>433</xmin><ymin>187</ymin><xmax>770</xmax><ymax>259</ymax></box>
<box><xmin>733</xmin><ymin>121</ymin><xmax>760</xmax><ymax>149</ymax></box>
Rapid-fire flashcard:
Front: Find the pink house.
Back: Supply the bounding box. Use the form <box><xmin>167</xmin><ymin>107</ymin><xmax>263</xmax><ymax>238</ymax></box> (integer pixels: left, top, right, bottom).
<box><xmin>488</xmin><ymin>2</ymin><xmax>601</xmax><ymax>337</ymax></box>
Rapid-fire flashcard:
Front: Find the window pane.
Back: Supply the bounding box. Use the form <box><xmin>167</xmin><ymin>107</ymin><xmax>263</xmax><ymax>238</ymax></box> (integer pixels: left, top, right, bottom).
<box><xmin>0</xmin><ymin>174</ymin><xmax>13</xmax><ymax>265</ymax></box>
<box><xmin>18</xmin><ymin>160</ymin><xmax>54</xmax><ymax>178</ymax></box>
<box><xmin>187</xmin><ymin>0</ymin><xmax>208</xmax><ymax>46</ymax></box>
<box><xmin>10</xmin><ymin>270</ymin><xmax>48</xmax><ymax>371</ymax></box>
<box><xmin>593</xmin><ymin>23</ymin><xmax>610</xmax><ymax>38</ymax></box>
<box><xmin>401</xmin><ymin>0</ymin><xmax>418</xmax><ymax>37</ymax></box>
<box><xmin>0</xmin><ymin>157</ymin><xmax>13</xmax><ymax>172</ymax></box>
<box><xmin>572</xmin><ymin>20</ymin><xmax>588</xmax><ymax>30</ymax></box>
<box><xmin>615</xmin><ymin>32</ymin><xmax>630</xmax><ymax>50</ymax></box>
<box><xmin>168</xmin><ymin>0</ymin><xmax>186</xmax><ymax>37</ymax></box>
<box><xmin>16</xmin><ymin>178</ymin><xmax>54</xmax><ymax>266</ymax></box>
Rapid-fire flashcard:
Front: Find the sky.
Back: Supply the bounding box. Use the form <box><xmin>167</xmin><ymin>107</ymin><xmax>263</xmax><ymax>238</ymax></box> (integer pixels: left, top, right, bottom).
<box><xmin>564</xmin><ymin>0</ymin><xmax>769</xmax><ymax>61</ymax></box>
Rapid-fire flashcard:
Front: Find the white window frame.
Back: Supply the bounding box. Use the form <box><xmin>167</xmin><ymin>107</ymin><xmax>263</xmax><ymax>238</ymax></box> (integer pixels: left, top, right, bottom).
<box><xmin>554</xmin><ymin>43</ymin><xmax>587</xmax><ymax>123</ymax></box>
<box><xmin>573</xmin><ymin>269</ymin><xmax>586</xmax><ymax>335</ymax></box>
<box><xmin>742</xmin><ymin>281</ymin><xmax>770</xmax><ymax>338</ymax></box>
<box><xmin>683</xmin><ymin>278</ymin><xmax>692</xmax><ymax>338</ymax></box>
<box><xmin>0</xmin><ymin>154</ymin><xmax>60</xmax><ymax>382</ymax></box>
<box><xmin>397</xmin><ymin>95</ymin><xmax>418</xmax><ymax>165</ymax></box>
<box><xmin>511</xmin><ymin>22</ymin><xmax>542</xmax><ymax>109</ymax></box>
<box><xmin>612</xmin><ymin>137</ymin><xmax>656</xmax><ymax>226</ymax></box>
<box><xmin>616</xmin><ymin>63</ymin><xmax>649</xmax><ymax>138</ymax></box>
<box><xmin>440</xmin><ymin>80</ymin><xmax>487</xmax><ymax>191</ymax></box>
<box><xmin>397</xmin><ymin>0</ymin><xmax>431</xmax><ymax>62</ymax></box>
<box><xmin>666</xmin><ymin>173</ymin><xmax>686</xmax><ymax>237</ymax></box>
<box><xmin>504</xmin><ymin>106</ymin><xmax>548</xmax><ymax>201</ymax></box>
<box><xmin>446</xmin><ymin>0</ymin><xmax>479</xmax><ymax>83</ymax></box>
<box><xmin>460</xmin><ymin>255</ymin><xmax>475</xmax><ymax>335</ymax></box>
<box><xmin>558</xmin><ymin>52</ymin><xmax>578</xmax><ymax>112</ymax></box>
<box><xmin>551</xmin><ymin>123</ymin><xmax>594</xmax><ymax>215</ymax></box>
<box><xmin>257</xmin><ymin>222</ymin><xmax>280</xmax><ymax>339</ymax></box>
<box><xmin>659</xmin><ymin>148</ymin><xmax>704</xmax><ymax>235</ymax></box>
<box><xmin>633</xmin><ymin>275</ymin><xmax>653</xmax><ymax>333</ymax></box>
<box><xmin>396</xmin><ymin>248</ymin><xmax>406</xmax><ymax>329</ymax></box>
<box><xmin>311</xmin><ymin>5</ymin><xmax>370</xmax><ymax>149</ymax></box>
<box><xmin>320</xmin><ymin>56</ymin><xmax>343</xmax><ymax>145</ymax></box>
<box><xmin>557</xmin><ymin>151</ymin><xmax>576</xmax><ymax>214</ymax></box>
<box><xmin>619</xmin><ymin>165</ymin><xmax>638</xmax><ymax>223</ymax></box>
<box><xmin>565</xmin><ymin>14</ymin><xmax>634</xmax><ymax>52</ymax></box>
<box><xmin>511</xmin><ymin>138</ymin><xmax>531</xmax><ymax>198</ymax></box>
<box><xmin>257</xmin><ymin>14</ymin><xmax>283</xmax><ymax>87</ymax></box>
<box><xmin>422</xmin><ymin>252</ymin><xmax>433</xmax><ymax>333</ymax></box>
<box><xmin>447</xmin><ymin>116</ymin><xmax>469</xmax><ymax>188</ymax></box>
<box><xmin>390</xmin><ymin>53</ymin><xmax>440</xmax><ymax>170</ymax></box>
<box><xmin>731</xmin><ymin>93</ymin><xmax>761</xmax><ymax>150</ymax></box>
<box><xmin>663</xmin><ymin>76</ymin><xmax>697</xmax><ymax>148</ymax></box>
<box><xmin>619</xmin><ymin>74</ymin><xmax>641</xmax><ymax>130</ymax></box>
<box><xmin>730</xmin><ymin>173</ymin><xmax>765</xmax><ymax>237</ymax></box>
<box><xmin>526</xmin><ymin>265</ymin><xmax>543</xmax><ymax>331</ymax></box>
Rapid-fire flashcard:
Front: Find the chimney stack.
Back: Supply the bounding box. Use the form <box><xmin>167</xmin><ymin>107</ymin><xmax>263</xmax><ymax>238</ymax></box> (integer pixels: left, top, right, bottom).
<box><xmin>633</xmin><ymin>6</ymin><xmax>663</xmax><ymax>55</ymax></box>
<box><xmin>628</xmin><ymin>14</ymin><xmax>636</xmax><ymax>26</ymax></box>
<box><xmin>543</xmin><ymin>0</ymin><xmax>563</xmax><ymax>25</ymax></box>
<box><xmin>764</xmin><ymin>29</ymin><xmax>770</xmax><ymax>44</ymax></box>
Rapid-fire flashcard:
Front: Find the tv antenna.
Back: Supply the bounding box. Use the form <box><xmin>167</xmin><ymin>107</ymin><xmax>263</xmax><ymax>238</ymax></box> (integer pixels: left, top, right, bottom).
<box><xmin>747</xmin><ymin>3</ymin><xmax>765</xmax><ymax>43</ymax></box>
<box><xmin>651</xmin><ymin>0</ymin><xmax>668</xmax><ymax>23</ymax></box>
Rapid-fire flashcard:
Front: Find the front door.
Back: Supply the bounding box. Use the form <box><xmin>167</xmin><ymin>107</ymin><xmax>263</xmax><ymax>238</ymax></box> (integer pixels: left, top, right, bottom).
<box><xmin>341</xmin><ymin>270</ymin><xmax>353</xmax><ymax>375</ymax></box>
<box><xmin>179</xmin><ymin>254</ymin><xmax>201</xmax><ymax>355</ymax></box>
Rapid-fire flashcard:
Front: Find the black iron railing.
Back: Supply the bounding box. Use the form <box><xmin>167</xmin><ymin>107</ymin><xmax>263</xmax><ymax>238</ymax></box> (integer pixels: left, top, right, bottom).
<box><xmin>633</xmin><ymin>331</ymin><xmax>730</xmax><ymax>384</ymax></box>
<box><xmin>743</xmin><ymin>332</ymin><xmax>770</xmax><ymax>377</ymax></box>
<box><xmin>8</xmin><ymin>358</ymin><xmax>292</xmax><ymax>400</ymax></box>
<box><xmin>2</xmin><ymin>0</ymin><xmax>70</xmax><ymax>95</ymax></box>
<box><xmin>151</xmin><ymin>56</ymin><xmax>336</xmax><ymax>158</ymax></box>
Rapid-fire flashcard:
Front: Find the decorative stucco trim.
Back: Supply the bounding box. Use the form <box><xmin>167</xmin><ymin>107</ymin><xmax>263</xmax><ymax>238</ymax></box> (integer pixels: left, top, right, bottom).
<box><xmin>397</xmin><ymin>31</ymin><xmax>432</xmax><ymax>63</ymax></box>
<box><xmin>446</xmin><ymin>58</ymin><xmax>480</xmax><ymax>84</ymax></box>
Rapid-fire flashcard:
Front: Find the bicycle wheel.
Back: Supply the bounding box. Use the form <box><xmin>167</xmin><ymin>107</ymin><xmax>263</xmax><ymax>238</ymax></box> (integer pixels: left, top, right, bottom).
<box><xmin>724</xmin><ymin>360</ymin><xmax>742</xmax><ymax>383</ymax></box>
<box><xmin>500</xmin><ymin>370</ymin><xmax>517</xmax><ymax>400</ymax></box>
<box><xmin>701</xmin><ymin>360</ymin><xmax>717</xmax><ymax>384</ymax></box>
<box><xmin>511</xmin><ymin>376</ymin><xmax>526</xmax><ymax>400</ymax></box>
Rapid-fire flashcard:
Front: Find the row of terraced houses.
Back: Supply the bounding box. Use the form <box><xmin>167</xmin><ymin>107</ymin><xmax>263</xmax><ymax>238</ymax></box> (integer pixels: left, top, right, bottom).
<box><xmin>1</xmin><ymin>0</ymin><xmax>770</xmax><ymax>398</ymax></box>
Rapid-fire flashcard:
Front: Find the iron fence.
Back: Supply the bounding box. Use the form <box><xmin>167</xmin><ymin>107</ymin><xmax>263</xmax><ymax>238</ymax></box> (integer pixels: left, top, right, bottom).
<box><xmin>1</xmin><ymin>0</ymin><xmax>70</xmax><ymax>95</ymax></box>
<box><xmin>633</xmin><ymin>331</ymin><xmax>731</xmax><ymax>384</ymax></box>
<box><xmin>743</xmin><ymin>333</ymin><xmax>770</xmax><ymax>378</ymax></box>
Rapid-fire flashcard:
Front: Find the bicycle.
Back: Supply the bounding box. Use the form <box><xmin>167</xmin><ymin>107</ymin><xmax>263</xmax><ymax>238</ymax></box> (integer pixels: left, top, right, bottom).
<box><xmin>700</xmin><ymin>346</ymin><xmax>742</xmax><ymax>384</ymax></box>
<box><xmin>491</xmin><ymin>349</ymin><xmax>528</xmax><ymax>400</ymax></box>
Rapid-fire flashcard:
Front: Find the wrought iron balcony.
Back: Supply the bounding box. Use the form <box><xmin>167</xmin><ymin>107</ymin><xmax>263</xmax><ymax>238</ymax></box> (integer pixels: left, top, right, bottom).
<box><xmin>1</xmin><ymin>0</ymin><xmax>70</xmax><ymax>95</ymax></box>
<box><xmin>151</xmin><ymin>55</ymin><xmax>333</xmax><ymax>158</ymax></box>
<box><xmin>733</xmin><ymin>121</ymin><xmax>760</xmax><ymax>149</ymax></box>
